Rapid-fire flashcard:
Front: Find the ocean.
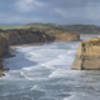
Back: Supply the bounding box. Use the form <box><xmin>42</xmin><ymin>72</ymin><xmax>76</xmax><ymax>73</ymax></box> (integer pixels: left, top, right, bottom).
<box><xmin>0</xmin><ymin>36</ymin><xmax>100</xmax><ymax>100</ymax></box>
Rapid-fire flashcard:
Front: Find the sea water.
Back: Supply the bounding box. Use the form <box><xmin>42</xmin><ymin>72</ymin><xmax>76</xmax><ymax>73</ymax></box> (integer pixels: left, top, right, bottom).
<box><xmin>0</xmin><ymin>36</ymin><xmax>100</xmax><ymax>100</ymax></box>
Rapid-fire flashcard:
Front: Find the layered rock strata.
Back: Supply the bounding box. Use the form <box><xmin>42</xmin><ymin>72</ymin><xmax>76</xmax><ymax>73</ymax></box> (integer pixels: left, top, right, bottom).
<box><xmin>0</xmin><ymin>29</ymin><xmax>55</xmax><ymax>45</ymax></box>
<box><xmin>49</xmin><ymin>32</ymin><xmax>80</xmax><ymax>42</ymax></box>
<box><xmin>72</xmin><ymin>38</ymin><xmax>100</xmax><ymax>70</ymax></box>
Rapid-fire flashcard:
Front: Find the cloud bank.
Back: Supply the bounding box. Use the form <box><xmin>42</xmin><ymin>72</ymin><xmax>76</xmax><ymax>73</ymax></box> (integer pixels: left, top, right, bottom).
<box><xmin>0</xmin><ymin>0</ymin><xmax>100</xmax><ymax>25</ymax></box>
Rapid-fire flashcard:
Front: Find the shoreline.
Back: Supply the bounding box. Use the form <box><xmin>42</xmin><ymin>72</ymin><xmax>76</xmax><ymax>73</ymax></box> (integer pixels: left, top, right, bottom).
<box><xmin>10</xmin><ymin>42</ymin><xmax>49</xmax><ymax>49</ymax></box>
<box><xmin>10</xmin><ymin>34</ymin><xmax>98</xmax><ymax>49</ymax></box>
<box><xmin>10</xmin><ymin>40</ymin><xmax>79</xmax><ymax>49</ymax></box>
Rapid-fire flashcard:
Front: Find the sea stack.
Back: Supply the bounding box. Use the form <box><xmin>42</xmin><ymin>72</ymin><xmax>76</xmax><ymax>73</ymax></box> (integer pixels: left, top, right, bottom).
<box><xmin>72</xmin><ymin>38</ymin><xmax>100</xmax><ymax>70</ymax></box>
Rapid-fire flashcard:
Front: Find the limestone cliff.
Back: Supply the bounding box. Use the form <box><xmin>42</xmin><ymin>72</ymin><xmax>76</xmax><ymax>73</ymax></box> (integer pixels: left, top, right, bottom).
<box><xmin>0</xmin><ymin>29</ymin><xmax>80</xmax><ymax>46</ymax></box>
<box><xmin>0</xmin><ymin>29</ymin><xmax>55</xmax><ymax>45</ymax></box>
<box><xmin>48</xmin><ymin>32</ymin><xmax>80</xmax><ymax>42</ymax></box>
<box><xmin>72</xmin><ymin>38</ymin><xmax>100</xmax><ymax>70</ymax></box>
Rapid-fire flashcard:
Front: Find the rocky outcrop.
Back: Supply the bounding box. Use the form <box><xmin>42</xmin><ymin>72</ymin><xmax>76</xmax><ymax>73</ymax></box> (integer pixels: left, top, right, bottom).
<box><xmin>49</xmin><ymin>32</ymin><xmax>80</xmax><ymax>42</ymax></box>
<box><xmin>72</xmin><ymin>38</ymin><xmax>100</xmax><ymax>70</ymax></box>
<box><xmin>0</xmin><ymin>29</ymin><xmax>80</xmax><ymax>46</ymax></box>
<box><xmin>0</xmin><ymin>35</ymin><xmax>9</xmax><ymax>76</ymax></box>
<box><xmin>0</xmin><ymin>36</ymin><xmax>9</xmax><ymax>57</ymax></box>
<box><xmin>0</xmin><ymin>29</ymin><xmax>55</xmax><ymax>45</ymax></box>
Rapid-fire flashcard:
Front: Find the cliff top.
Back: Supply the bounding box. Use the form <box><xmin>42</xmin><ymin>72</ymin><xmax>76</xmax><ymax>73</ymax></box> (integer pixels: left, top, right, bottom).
<box><xmin>1</xmin><ymin>24</ymin><xmax>100</xmax><ymax>34</ymax></box>
<box><xmin>83</xmin><ymin>38</ymin><xmax>100</xmax><ymax>45</ymax></box>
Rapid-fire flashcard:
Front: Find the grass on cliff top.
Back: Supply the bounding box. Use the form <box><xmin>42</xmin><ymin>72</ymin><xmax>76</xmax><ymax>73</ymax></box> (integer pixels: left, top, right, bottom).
<box><xmin>0</xmin><ymin>24</ymin><xmax>67</xmax><ymax>34</ymax></box>
<box><xmin>1</xmin><ymin>23</ymin><xmax>100</xmax><ymax>34</ymax></box>
<box><xmin>83</xmin><ymin>38</ymin><xmax>100</xmax><ymax>46</ymax></box>
<box><xmin>0</xmin><ymin>25</ymin><xmax>31</xmax><ymax>30</ymax></box>
<box><xmin>0</xmin><ymin>24</ymin><xmax>64</xmax><ymax>30</ymax></box>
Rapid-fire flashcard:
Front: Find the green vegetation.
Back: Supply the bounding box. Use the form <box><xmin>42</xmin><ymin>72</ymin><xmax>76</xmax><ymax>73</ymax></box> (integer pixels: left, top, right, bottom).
<box><xmin>0</xmin><ymin>23</ymin><xmax>100</xmax><ymax>34</ymax></box>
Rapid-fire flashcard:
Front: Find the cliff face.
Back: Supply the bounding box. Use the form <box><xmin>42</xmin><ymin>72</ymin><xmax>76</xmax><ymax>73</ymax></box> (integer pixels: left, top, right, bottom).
<box><xmin>0</xmin><ymin>29</ymin><xmax>80</xmax><ymax>46</ymax></box>
<box><xmin>0</xmin><ymin>29</ymin><xmax>55</xmax><ymax>45</ymax></box>
<box><xmin>0</xmin><ymin>36</ymin><xmax>9</xmax><ymax>57</ymax></box>
<box><xmin>49</xmin><ymin>32</ymin><xmax>80</xmax><ymax>42</ymax></box>
<box><xmin>72</xmin><ymin>38</ymin><xmax>100</xmax><ymax>70</ymax></box>
<box><xmin>0</xmin><ymin>35</ymin><xmax>9</xmax><ymax>76</ymax></box>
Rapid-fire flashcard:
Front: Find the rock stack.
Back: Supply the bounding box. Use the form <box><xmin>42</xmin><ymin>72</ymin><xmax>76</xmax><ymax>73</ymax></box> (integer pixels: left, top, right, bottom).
<box><xmin>72</xmin><ymin>38</ymin><xmax>100</xmax><ymax>70</ymax></box>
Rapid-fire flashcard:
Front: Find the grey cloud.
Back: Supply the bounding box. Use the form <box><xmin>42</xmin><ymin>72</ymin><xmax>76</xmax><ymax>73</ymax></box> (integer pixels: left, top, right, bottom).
<box><xmin>0</xmin><ymin>0</ymin><xmax>100</xmax><ymax>25</ymax></box>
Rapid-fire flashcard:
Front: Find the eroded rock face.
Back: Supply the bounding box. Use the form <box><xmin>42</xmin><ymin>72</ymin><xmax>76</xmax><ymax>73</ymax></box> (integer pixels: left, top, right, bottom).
<box><xmin>72</xmin><ymin>38</ymin><xmax>100</xmax><ymax>70</ymax></box>
<box><xmin>0</xmin><ymin>29</ymin><xmax>55</xmax><ymax>45</ymax></box>
<box><xmin>0</xmin><ymin>35</ymin><xmax>9</xmax><ymax>76</ymax></box>
<box><xmin>49</xmin><ymin>32</ymin><xmax>80</xmax><ymax>42</ymax></box>
<box><xmin>0</xmin><ymin>36</ymin><xmax>9</xmax><ymax>57</ymax></box>
<box><xmin>0</xmin><ymin>29</ymin><xmax>80</xmax><ymax>46</ymax></box>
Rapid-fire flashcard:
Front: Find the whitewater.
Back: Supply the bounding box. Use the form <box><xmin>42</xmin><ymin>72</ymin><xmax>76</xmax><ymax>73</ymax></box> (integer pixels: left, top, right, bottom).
<box><xmin>0</xmin><ymin>36</ymin><xmax>100</xmax><ymax>100</ymax></box>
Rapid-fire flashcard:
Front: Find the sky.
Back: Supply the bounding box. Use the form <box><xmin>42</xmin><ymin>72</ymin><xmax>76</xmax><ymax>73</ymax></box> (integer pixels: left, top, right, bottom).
<box><xmin>0</xmin><ymin>0</ymin><xmax>100</xmax><ymax>25</ymax></box>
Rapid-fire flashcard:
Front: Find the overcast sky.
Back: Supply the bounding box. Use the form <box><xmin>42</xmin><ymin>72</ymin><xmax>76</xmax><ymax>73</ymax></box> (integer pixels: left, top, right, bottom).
<box><xmin>0</xmin><ymin>0</ymin><xmax>100</xmax><ymax>25</ymax></box>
